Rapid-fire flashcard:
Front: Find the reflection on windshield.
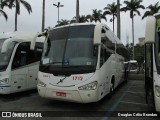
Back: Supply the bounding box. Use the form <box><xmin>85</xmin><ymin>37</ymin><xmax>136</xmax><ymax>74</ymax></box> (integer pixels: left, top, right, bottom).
<box><xmin>0</xmin><ymin>40</ymin><xmax>16</xmax><ymax>71</ymax></box>
<box><xmin>40</xmin><ymin>25</ymin><xmax>98</xmax><ymax>75</ymax></box>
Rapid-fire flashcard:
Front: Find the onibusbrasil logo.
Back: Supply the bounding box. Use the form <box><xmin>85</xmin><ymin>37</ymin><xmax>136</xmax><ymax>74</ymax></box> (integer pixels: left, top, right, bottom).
<box><xmin>1</xmin><ymin>112</ymin><xmax>42</xmax><ymax>118</ymax></box>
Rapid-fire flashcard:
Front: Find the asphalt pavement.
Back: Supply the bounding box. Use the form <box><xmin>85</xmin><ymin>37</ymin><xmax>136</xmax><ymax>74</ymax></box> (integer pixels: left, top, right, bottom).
<box><xmin>0</xmin><ymin>79</ymin><xmax>159</xmax><ymax>120</ymax></box>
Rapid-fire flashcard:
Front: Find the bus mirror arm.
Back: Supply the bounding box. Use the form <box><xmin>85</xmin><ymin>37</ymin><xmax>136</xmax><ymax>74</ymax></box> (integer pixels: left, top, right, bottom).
<box><xmin>30</xmin><ymin>32</ymin><xmax>47</xmax><ymax>50</ymax></box>
<box><xmin>37</xmin><ymin>32</ymin><xmax>47</xmax><ymax>37</ymax></box>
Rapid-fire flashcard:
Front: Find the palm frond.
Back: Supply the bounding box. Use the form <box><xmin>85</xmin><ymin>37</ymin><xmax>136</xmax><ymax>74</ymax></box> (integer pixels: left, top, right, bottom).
<box><xmin>20</xmin><ymin>0</ymin><xmax>32</xmax><ymax>14</ymax></box>
<box><xmin>0</xmin><ymin>9</ymin><xmax>8</xmax><ymax>20</ymax></box>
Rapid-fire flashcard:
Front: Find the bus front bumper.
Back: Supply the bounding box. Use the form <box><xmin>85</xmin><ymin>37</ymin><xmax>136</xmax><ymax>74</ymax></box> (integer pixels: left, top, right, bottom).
<box><xmin>0</xmin><ymin>85</ymin><xmax>11</xmax><ymax>94</ymax></box>
<box><xmin>37</xmin><ymin>85</ymin><xmax>99</xmax><ymax>103</ymax></box>
<box><xmin>155</xmin><ymin>95</ymin><xmax>160</xmax><ymax>112</ymax></box>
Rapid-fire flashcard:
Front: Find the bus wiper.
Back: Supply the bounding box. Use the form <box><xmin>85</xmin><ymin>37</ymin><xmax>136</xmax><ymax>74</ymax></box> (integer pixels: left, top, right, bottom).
<box><xmin>57</xmin><ymin>76</ymin><xmax>67</xmax><ymax>84</ymax></box>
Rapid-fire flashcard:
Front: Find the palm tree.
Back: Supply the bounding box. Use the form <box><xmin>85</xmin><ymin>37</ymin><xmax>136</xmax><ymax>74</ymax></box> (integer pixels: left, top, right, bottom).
<box><xmin>79</xmin><ymin>15</ymin><xmax>89</xmax><ymax>23</ymax></box>
<box><xmin>142</xmin><ymin>2</ymin><xmax>160</xmax><ymax>19</ymax></box>
<box><xmin>103</xmin><ymin>2</ymin><xmax>117</xmax><ymax>33</ymax></box>
<box><xmin>0</xmin><ymin>0</ymin><xmax>9</xmax><ymax>21</ymax></box>
<box><xmin>76</xmin><ymin>0</ymin><xmax>79</xmax><ymax>23</ymax></box>
<box><xmin>73</xmin><ymin>15</ymin><xmax>89</xmax><ymax>23</ymax></box>
<box><xmin>117</xmin><ymin>0</ymin><xmax>121</xmax><ymax>39</ymax></box>
<box><xmin>88</xmin><ymin>9</ymin><xmax>107</xmax><ymax>23</ymax></box>
<box><xmin>121</xmin><ymin>0</ymin><xmax>145</xmax><ymax>60</ymax></box>
<box><xmin>7</xmin><ymin>0</ymin><xmax>32</xmax><ymax>31</ymax></box>
<box><xmin>55</xmin><ymin>19</ymin><xmax>70</xmax><ymax>27</ymax></box>
<box><xmin>0</xmin><ymin>9</ymin><xmax>7</xmax><ymax>20</ymax></box>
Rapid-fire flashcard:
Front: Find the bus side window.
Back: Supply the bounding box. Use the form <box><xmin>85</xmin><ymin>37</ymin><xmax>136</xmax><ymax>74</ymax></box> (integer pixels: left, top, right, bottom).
<box><xmin>100</xmin><ymin>47</ymin><xmax>105</xmax><ymax>67</ymax></box>
<box><xmin>105</xmin><ymin>50</ymin><xmax>111</xmax><ymax>60</ymax></box>
<box><xmin>28</xmin><ymin>43</ymin><xmax>43</xmax><ymax>64</ymax></box>
<box><xmin>27</xmin><ymin>49</ymin><xmax>36</xmax><ymax>64</ymax></box>
<box><xmin>12</xmin><ymin>43</ymin><xmax>28</xmax><ymax>69</ymax></box>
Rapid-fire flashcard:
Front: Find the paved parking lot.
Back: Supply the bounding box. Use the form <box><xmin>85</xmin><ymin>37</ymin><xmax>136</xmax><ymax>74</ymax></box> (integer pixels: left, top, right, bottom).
<box><xmin>0</xmin><ymin>80</ymin><xmax>159</xmax><ymax>120</ymax></box>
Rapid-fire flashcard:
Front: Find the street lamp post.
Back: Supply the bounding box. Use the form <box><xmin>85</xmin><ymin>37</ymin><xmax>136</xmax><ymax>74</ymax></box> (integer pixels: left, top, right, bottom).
<box><xmin>53</xmin><ymin>2</ymin><xmax>64</xmax><ymax>24</ymax></box>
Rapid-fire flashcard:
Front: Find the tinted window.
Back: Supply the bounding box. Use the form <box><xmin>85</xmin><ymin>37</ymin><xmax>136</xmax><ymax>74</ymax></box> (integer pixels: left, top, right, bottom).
<box><xmin>12</xmin><ymin>42</ymin><xmax>43</xmax><ymax>69</ymax></box>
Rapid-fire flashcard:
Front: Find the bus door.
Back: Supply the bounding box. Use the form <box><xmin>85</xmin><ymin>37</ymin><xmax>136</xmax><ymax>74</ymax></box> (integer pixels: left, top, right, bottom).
<box><xmin>27</xmin><ymin>45</ymin><xmax>43</xmax><ymax>89</ymax></box>
<box><xmin>11</xmin><ymin>42</ymin><xmax>43</xmax><ymax>91</ymax></box>
<box><xmin>145</xmin><ymin>44</ymin><xmax>154</xmax><ymax>104</ymax></box>
<box><xmin>11</xmin><ymin>42</ymin><xmax>28</xmax><ymax>92</ymax></box>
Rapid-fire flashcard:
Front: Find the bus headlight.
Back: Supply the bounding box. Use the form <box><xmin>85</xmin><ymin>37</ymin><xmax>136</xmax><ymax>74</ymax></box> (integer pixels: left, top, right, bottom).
<box><xmin>0</xmin><ymin>78</ymin><xmax>9</xmax><ymax>84</ymax></box>
<box><xmin>38</xmin><ymin>80</ymin><xmax>46</xmax><ymax>87</ymax></box>
<box><xmin>155</xmin><ymin>85</ymin><xmax>160</xmax><ymax>97</ymax></box>
<box><xmin>78</xmin><ymin>81</ymin><xmax>98</xmax><ymax>90</ymax></box>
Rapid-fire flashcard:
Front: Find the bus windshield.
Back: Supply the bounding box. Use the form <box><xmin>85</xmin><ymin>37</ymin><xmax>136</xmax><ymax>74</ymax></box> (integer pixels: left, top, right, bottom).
<box><xmin>40</xmin><ymin>25</ymin><xmax>98</xmax><ymax>75</ymax></box>
<box><xmin>130</xmin><ymin>63</ymin><xmax>137</xmax><ymax>70</ymax></box>
<box><xmin>0</xmin><ymin>39</ymin><xmax>16</xmax><ymax>71</ymax></box>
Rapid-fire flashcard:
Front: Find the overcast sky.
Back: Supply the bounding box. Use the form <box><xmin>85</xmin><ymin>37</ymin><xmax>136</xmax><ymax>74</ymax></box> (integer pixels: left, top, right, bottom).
<box><xmin>0</xmin><ymin>0</ymin><xmax>159</xmax><ymax>45</ymax></box>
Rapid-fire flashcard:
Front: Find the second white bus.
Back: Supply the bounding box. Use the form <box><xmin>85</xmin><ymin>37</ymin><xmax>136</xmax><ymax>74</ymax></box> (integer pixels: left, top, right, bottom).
<box><xmin>0</xmin><ymin>32</ymin><xmax>44</xmax><ymax>94</ymax></box>
<box><xmin>145</xmin><ymin>13</ymin><xmax>160</xmax><ymax>112</ymax></box>
<box><xmin>37</xmin><ymin>23</ymin><xmax>129</xmax><ymax>103</ymax></box>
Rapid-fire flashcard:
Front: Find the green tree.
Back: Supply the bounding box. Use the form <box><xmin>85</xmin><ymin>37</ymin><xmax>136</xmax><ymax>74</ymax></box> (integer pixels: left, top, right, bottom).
<box><xmin>6</xmin><ymin>0</ymin><xmax>32</xmax><ymax>31</ymax></box>
<box><xmin>72</xmin><ymin>15</ymin><xmax>89</xmax><ymax>23</ymax></box>
<box><xmin>103</xmin><ymin>2</ymin><xmax>117</xmax><ymax>33</ymax></box>
<box><xmin>121</xmin><ymin>0</ymin><xmax>145</xmax><ymax>60</ymax></box>
<box><xmin>55</xmin><ymin>19</ymin><xmax>70</xmax><ymax>27</ymax></box>
<box><xmin>142</xmin><ymin>2</ymin><xmax>160</xmax><ymax>19</ymax></box>
<box><xmin>88</xmin><ymin>9</ymin><xmax>107</xmax><ymax>23</ymax></box>
<box><xmin>134</xmin><ymin>44</ymin><xmax>144</xmax><ymax>66</ymax></box>
<box><xmin>79</xmin><ymin>15</ymin><xmax>89</xmax><ymax>23</ymax></box>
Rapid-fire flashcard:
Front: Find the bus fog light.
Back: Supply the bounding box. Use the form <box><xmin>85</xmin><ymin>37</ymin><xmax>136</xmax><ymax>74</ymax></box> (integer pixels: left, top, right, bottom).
<box><xmin>0</xmin><ymin>78</ymin><xmax>9</xmax><ymax>84</ymax></box>
<box><xmin>38</xmin><ymin>80</ymin><xmax>46</xmax><ymax>87</ymax></box>
<box><xmin>155</xmin><ymin>85</ymin><xmax>160</xmax><ymax>97</ymax></box>
<box><xmin>78</xmin><ymin>81</ymin><xmax>97</xmax><ymax>90</ymax></box>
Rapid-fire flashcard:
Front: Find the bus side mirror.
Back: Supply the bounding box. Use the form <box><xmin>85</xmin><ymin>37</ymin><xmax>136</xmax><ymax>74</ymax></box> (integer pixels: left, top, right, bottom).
<box><xmin>145</xmin><ymin>16</ymin><xmax>156</xmax><ymax>43</ymax></box>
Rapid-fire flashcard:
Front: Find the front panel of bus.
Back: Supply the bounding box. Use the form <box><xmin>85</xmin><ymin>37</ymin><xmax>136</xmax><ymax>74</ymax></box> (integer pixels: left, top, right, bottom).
<box><xmin>37</xmin><ymin>25</ymin><xmax>101</xmax><ymax>103</ymax></box>
<box><xmin>0</xmin><ymin>39</ymin><xmax>16</xmax><ymax>94</ymax></box>
<box><xmin>0</xmin><ymin>40</ymin><xmax>43</xmax><ymax>94</ymax></box>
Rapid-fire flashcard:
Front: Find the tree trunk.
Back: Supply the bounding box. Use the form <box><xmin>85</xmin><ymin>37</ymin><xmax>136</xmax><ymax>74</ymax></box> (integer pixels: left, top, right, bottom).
<box><xmin>42</xmin><ymin>0</ymin><xmax>45</xmax><ymax>32</ymax></box>
<box><xmin>113</xmin><ymin>14</ymin><xmax>114</xmax><ymax>33</ymax></box>
<box><xmin>117</xmin><ymin>0</ymin><xmax>120</xmax><ymax>39</ymax></box>
<box><xmin>132</xmin><ymin>17</ymin><xmax>135</xmax><ymax>60</ymax></box>
<box><xmin>76</xmin><ymin>0</ymin><xmax>79</xmax><ymax>23</ymax></box>
<box><xmin>15</xmin><ymin>7</ymin><xmax>17</xmax><ymax>31</ymax></box>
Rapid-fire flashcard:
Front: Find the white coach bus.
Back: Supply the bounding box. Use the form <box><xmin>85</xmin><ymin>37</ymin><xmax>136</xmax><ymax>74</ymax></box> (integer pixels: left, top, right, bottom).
<box><xmin>129</xmin><ymin>60</ymin><xmax>138</xmax><ymax>73</ymax></box>
<box><xmin>37</xmin><ymin>23</ymin><xmax>129</xmax><ymax>103</ymax></box>
<box><xmin>0</xmin><ymin>32</ymin><xmax>44</xmax><ymax>94</ymax></box>
<box><xmin>145</xmin><ymin>13</ymin><xmax>160</xmax><ymax>112</ymax></box>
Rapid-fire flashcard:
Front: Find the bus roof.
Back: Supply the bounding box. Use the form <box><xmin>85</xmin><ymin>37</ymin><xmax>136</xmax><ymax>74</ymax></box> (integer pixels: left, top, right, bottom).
<box><xmin>0</xmin><ymin>31</ymin><xmax>44</xmax><ymax>43</ymax></box>
<box><xmin>0</xmin><ymin>31</ymin><xmax>45</xmax><ymax>53</ymax></box>
<box><xmin>50</xmin><ymin>23</ymin><xmax>123</xmax><ymax>46</ymax></box>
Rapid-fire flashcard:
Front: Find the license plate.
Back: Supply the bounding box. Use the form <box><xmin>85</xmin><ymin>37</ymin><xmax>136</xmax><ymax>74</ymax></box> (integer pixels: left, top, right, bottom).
<box><xmin>56</xmin><ymin>92</ymin><xmax>66</xmax><ymax>97</ymax></box>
